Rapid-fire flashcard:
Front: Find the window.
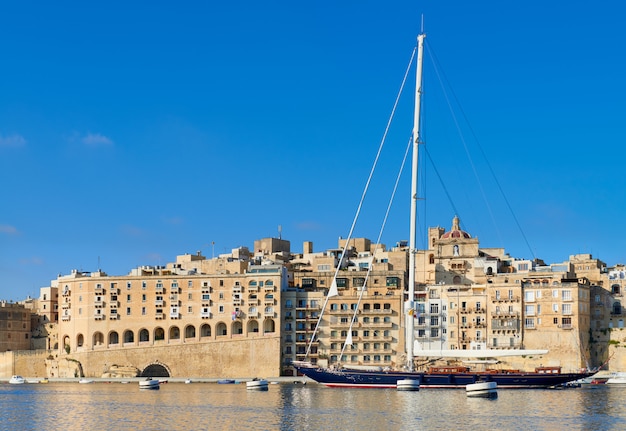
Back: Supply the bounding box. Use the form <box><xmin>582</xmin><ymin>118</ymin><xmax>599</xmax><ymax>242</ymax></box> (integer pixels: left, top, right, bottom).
<box><xmin>562</xmin><ymin>303</ymin><xmax>572</xmax><ymax>315</ymax></box>
<box><xmin>561</xmin><ymin>317</ymin><xmax>572</xmax><ymax>327</ymax></box>
<box><xmin>525</xmin><ymin>318</ymin><xmax>535</xmax><ymax>329</ymax></box>
<box><xmin>142</xmin><ymin>307</ymin><xmax>146</xmax><ymax>315</ymax></box>
<box><xmin>336</xmin><ymin>278</ymin><xmax>347</xmax><ymax>288</ymax></box>
<box><xmin>525</xmin><ymin>305</ymin><xmax>535</xmax><ymax>316</ymax></box>
<box><xmin>562</xmin><ymin>290</ymin><xmax>572</xmax><ymax>301</ymax></box>
<box><xmin>126</xmin><ymin>307</ymin><xmax>131</xmax><ymax>316</ymax></box>
<box><xmin>525</xmin><ymin>291</ymin><xmax>535</xmax><ymax>302</ymax></box>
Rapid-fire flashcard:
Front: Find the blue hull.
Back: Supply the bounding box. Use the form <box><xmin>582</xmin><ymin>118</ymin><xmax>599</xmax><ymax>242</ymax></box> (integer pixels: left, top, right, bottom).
<box><xmin>295</xmin><ymin>366</ymin><xmax>592</xmax><ymax>389</ymax></box>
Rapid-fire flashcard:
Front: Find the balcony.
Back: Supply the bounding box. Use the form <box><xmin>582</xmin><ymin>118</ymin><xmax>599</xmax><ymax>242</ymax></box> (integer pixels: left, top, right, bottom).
<box><xmin>95</xmin><ymin>314</ymin><xmax>104</xmax><ymax>320</ymax></box>
<box><xmin>155</xmin><ymin>299</ymin><xmax>164</xmax><ymax>307</ymax></box>
<box><xmin>170</xmin><ymin>312</ymin><xmax>181</xmax><ymax>319</ymax></box>
<box><xmin>94</xmin><ymin>299</ymin><xmax>104</xmax><ymax>308</ymax></box>
<box><xmin>62</xmin><ymin>302</ymin><xmax>71</xmax><ymax>309</ymax></box>
<box><xmin>109</xmin><ymin>314</ymin><xmax>119</xmax><ymax>320</ymax></box>
<box><xmin>109</xmin><ymin>301</ymin><xmax>119</xmax><ymax>308</ymax></box>
<box><xmin>62</xmin><ymin>289</ymin><xmax>71</xmax><ymax>296</ymax></box>
<box><xmin>61</xmin><ymin>314</ymin><xmax>71</xmax><ymax>321</ymax></box>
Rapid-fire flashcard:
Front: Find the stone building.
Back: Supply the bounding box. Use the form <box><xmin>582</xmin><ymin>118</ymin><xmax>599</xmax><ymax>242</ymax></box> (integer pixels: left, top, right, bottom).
<box><xmin>0</xmin><ymin>302</ymin><xmax>31</xmax><ymax>352</ymax></box>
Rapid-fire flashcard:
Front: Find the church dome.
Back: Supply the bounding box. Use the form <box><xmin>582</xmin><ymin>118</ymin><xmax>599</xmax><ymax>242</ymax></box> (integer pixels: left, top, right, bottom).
<box><xmin>441</xmin><ymin>216</ymin><xmax>471</xmax><ymax>239</ymax></box>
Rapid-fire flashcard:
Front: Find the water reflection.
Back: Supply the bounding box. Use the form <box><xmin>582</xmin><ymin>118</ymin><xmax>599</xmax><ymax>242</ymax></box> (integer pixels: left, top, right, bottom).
<box><xmin>1</xmin><ymin>383</ymin><xmax>626</xmax><ymax>431</ymax></box>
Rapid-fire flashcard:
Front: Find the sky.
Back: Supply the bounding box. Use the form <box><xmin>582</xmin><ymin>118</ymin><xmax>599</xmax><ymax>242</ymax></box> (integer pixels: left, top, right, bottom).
<box><xmin>2</xmin><ymin>1</ymin><xmax>625</xmax><ymax>301</ymax></box>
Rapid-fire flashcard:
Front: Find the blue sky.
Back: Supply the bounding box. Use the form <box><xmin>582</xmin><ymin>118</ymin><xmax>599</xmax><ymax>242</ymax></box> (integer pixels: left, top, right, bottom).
<box><xmin>1</xmin><ymin>1</ymin><xmax>625</xmax><ymax>300</ymax></box>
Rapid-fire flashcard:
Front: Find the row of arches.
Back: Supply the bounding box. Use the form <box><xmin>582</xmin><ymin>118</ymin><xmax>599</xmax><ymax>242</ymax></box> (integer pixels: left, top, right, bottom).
<box><xmin>62</xmin><ymin>319</ymin><xmax>277</xmax><ymax>352</ymax></box>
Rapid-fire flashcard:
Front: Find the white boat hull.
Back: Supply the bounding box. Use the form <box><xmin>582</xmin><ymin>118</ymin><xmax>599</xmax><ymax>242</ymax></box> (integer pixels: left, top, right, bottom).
<box><xmin>396</xmin><ymin>379</ymin><xmax>420</xmax><ymax>391</ymax></box>
<box><xmin>466</xmin><ymin>381</ymin><xmax>498</xmax><ymax>398</ymax></box>
<box><xmin>246</xmin><ymin>379</ymin><xmax>268</xmax><ymax>390</ymax></box>
<box><xmin>139</xmin><ymin>379</ymin><xmax>160</xmax><ymax>390</ymax></box>
<box><xmin>9</xmin><ymin>376</ymin><xmax>25</xmax><ymax>385</ymax></box>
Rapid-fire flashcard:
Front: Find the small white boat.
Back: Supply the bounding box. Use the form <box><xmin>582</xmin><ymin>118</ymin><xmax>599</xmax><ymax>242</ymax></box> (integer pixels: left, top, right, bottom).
<box><xmin>246</xmin><ymin>379</ymin><xmax>268</xmax><ymax>391</ymax></box>
<box><xmin>606</xmin><ymin>373</ymin><xmax>626</xmax><ymax>385</ymax></box>
<box><xmin>78</xmin><ymin>378</ymin><xmax>94</xmax><ymax>384</ymax></box>
<box><xmin>466</xmin><ymin>381</ymin><xmax>498</xmax><ymax>398</ymax></box>
<box><xmin>9</xmin><ymin>375</ymin><xmax>25</xmax><ymax>385</ymax></box>
<box><xmin>184</xmin><ymin>379</ymin><xmax>192</xmax><ymax>384</ymax></box>
<box><xmin>139</xmin><ymin>378</ymin><xmax>160</xmax><ymax>390</ymax></box>
<box><xmin>396</xmin><ymin>379</ymin><xmax>420</xmax><ymax>391</ymax></box>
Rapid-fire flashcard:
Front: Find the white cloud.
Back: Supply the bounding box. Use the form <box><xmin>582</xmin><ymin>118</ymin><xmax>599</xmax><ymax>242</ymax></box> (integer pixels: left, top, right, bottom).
<box><xmin>0</xmin><ymin>134</ymin><xmax>26</xmax><ymax>148</ymax></box>
<box><xmin>0</xmin><ymin>224</ymin><xmax>19</xmax><ymax>235</ymax></box>
<box><xmin>81</xmin><ymin>133</ymin><xmax>113</xmax><ymax>147</ymax></box>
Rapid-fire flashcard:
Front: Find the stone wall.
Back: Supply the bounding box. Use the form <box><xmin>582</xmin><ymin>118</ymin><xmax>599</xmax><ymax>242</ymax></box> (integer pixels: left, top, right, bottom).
<box><xmin>63</xmin><ymin>336</ymin><xmax>281</xmax><ymax>378</ymax></box>
<box><xmin>2</xmin><ymin>336</ymin><xmax>281</xmax><ymax>379</ymax></box>
<box><xmin>0</xmin><ymin>350</ymin><xmax>50</xmax><ymax>378</ymax></box>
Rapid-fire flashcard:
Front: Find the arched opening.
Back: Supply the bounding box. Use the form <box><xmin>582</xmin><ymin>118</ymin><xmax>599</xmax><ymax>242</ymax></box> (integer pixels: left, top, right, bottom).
<box><xmin>170</xmin><ymin>326</ymin><xmax>180</xmax><ymax>340</ymax></box>
<box><xmin>139</xmin><ymin>329</ymin><xmax>150</xmax><ymax>342</ymax></box>
<box><xmin>141</xmin><ymin>363</ymin><xmax>170</xmax><ymax>378</ymax></box>
<box><xmin>185</xmin><ymin>325</ymin><xmax>196</xmax><ymax>339</ymax></box>
<box><xmin>109</xmin><ymin>331</ymin><xmax>119</xmax><ymax>346</ymax></box>
<box><xmin>232</xmin><ymin>321</ymin><xmax>243</xmax><ymax>335</ymax></box>
<box><xmin>93</xmin><ymin>332</ymin><xmax>104</xmax><ymax>347</ymax></box>
<box><xmin>216</xmin><ymin>322</ymin><xmax>227</xmax><ymax>336</ymax></box>
<box><xmin>247</xmin><ymin>320</ymin><xmax>259</xmax><ymax>334</ymax></box>
<box><xmin>263</xmin><ymin>319</ymin><xmax>276</xmax><ymax>334</ymax></box>
<box><xmin>77</xmin><ymin>334</ymin><xmax>84</xmax><ymax>348</ymax></box>
<box><xmin>62</xmin><ymin>335</ymin><xmax>71</xmax><ymax>353</ymax></box>
<box><xmin>453</xmin><ymin>275</ymin><xmax>461</xmax><ymax>284</ymax></box>
<box><xmin>429</xmin><ymin>254</ymin><xmax>435</xmax><ymax>264</ymax></box>
<box><xmin>200</xmin><ymin>324</ymin><xmax>211</xmax><ymax>338</ymax></box>
<box><xmin>154</xmin><ymin>327</ymin><xmax>165</xmax><ymax>341</ymax></box>
<box><xmin>123</xmin><ymin>330</ymin><xmax>134</xmax><ymax>344</ymax></box>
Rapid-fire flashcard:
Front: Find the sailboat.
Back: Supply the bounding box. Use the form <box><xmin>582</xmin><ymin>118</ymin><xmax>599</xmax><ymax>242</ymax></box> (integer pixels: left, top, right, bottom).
<box><xmin>293</xmin><ymin>30</ymin><xmax>592</xmax><ymax>389</ymax></box>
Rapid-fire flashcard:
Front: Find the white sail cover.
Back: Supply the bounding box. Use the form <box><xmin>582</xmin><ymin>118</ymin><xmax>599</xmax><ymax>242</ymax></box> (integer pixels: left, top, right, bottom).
<box><xmin>327</xmin><ymin>279</ymin><xmax>338</xmax><ymax>297</ymax></box>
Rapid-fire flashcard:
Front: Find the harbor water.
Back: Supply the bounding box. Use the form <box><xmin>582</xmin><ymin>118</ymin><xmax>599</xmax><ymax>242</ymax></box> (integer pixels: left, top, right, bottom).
<box><xmin>1</xmin><ymin>381</ymin><xmax>626</xmax><ymax>430</ymax></box>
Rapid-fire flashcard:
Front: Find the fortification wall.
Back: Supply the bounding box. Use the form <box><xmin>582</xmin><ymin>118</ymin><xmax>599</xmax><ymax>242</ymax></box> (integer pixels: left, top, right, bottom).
<box><xmin>2</xmin><ymin>336</ymin><xmax>281</xmax><ymax>379</ymax></box>
<box><xmin>65</xmin><ymin>336</ymin><xmax>281</xmax><ymax>378</ymax></box>
<box><xmin>0</xmin><ymin>350</ymin><xmax>50</xmax><ymax>378</ymax></box>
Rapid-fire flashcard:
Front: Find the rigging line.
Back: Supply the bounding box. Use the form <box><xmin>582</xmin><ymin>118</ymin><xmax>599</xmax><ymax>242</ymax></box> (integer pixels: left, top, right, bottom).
<box><xmin>304</xmin><ymin>47</ymin><xmax>418</xmax><ymax>360</ymax></box>
<box><xmin>426</xmin><ymin>42</ymin><xmax>535</xmax><ymax>259</ymax></box>
<box><xmin>340</xmin><ymin>134</ymin><xmax>413</xmax><ymax>360</ymax></box>
<box><xmin>425</xmin><ymin>43</ymin><xmax>501</xmax><ymax>245</ymax></box>
<box><xmin>423</xmin><ymin>146</ymin><xmax>461</xmax><ymax>219</ymax></box>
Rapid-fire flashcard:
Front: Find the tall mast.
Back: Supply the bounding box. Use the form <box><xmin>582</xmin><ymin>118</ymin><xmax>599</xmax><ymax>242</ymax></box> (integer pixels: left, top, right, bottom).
<box><xmin>406</xmin><ymin>32</ymin><xmax>425</xmax><ymax>371</ymax></box>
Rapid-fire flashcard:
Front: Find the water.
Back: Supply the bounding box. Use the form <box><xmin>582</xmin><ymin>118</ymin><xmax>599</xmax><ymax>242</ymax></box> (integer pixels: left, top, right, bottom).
<box><xmin>1</xmin><ymin>382</ymin><xmax>625</xmax><ymax>431</ymax></box>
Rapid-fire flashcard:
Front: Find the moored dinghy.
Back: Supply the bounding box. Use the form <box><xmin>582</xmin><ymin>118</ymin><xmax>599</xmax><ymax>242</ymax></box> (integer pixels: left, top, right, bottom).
<box><xmin>246</xmin><ymin>378</ymin><xmax>268</xmax><ymax>391</ymax></box>
<box><xmin>9</xmin><ymin>375</ymin><xmax>25</xmax><ymax>385</ymax></box>
<box><xmin>396</xmin><ymin>379</ymin><xmax>420</xmax><ymax>391</ymax></box>
<box><xmin>139</xmin><ymin>378</ymin><xmax>160</xmax><ymax>390</ymax></box>
<box><xmin>466</xmin><ymin>381</ymin><xmax>497</xmax><ymax>398</ymax></box>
